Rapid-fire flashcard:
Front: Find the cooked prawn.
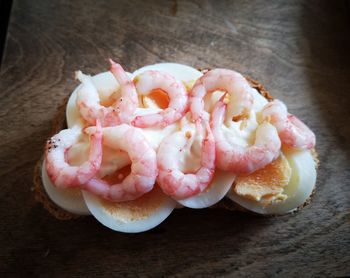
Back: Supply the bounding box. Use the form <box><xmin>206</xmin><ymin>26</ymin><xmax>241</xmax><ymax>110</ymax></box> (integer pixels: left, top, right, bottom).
<box><xmin>190</xmin><ymin>69</ymin><xmax>254</xmax><ymax>121</ymax></box>
<box><xmin>45</xmin><ymin>121</ymin><xmax>103</xmax><ymax>188</ymax></box>
<box><xmin>76</xmin><ymin>60</ymin><xmax>137</xmax><ymax>126</ymax></box>
<box><xmin>109</xmin><ymin>59</ymin><xmax>139</xmax><ymax>124</ymax></box>
<box><xmin>157</xmin><ymin>121</ymin><xmax>215</xmax><ymax>199</ymax></box>
<box><xmin>261</xmin><ymin>99</ymin><xmax>316</xmax><ymax>149</ymax></box>
<box><xmin>132</xmin><ymin>70</ymin><xmax>188</xmax><ymax>127</ymax></box>
<box><xmin>211</xmin><ymin>99</ymin><xmax>281</xmax><ymax>174</ymax></box>
<box><xmin>83</xmin><ymin>124</ymin><xmax>158</xmax><ymax>202</ymax></box>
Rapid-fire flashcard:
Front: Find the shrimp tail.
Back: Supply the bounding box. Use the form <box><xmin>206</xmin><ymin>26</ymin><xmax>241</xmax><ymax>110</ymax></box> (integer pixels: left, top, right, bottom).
<box><xmin>261</xmin><ymin>100</ymin><xmax>316</xmax><ymax>150</ymax></box>
<box><xmin>287</xmin><ymin>114</ymin><xmax>316</xmax><ymax>149</ymax></box>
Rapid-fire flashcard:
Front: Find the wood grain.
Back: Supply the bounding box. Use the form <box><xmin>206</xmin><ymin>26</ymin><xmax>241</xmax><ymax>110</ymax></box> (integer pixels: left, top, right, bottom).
<box><xmin>0</xmin><ymin>0</ymin><xmax>349</xmax><ymax>276</ymax></box>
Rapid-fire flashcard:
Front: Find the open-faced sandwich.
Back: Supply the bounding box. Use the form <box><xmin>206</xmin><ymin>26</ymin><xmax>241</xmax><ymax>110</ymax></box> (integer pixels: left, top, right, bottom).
<box><xmin>33</xmin><ymin>61</ymin><xmax>318</xmax><ymax>233</ymax></box>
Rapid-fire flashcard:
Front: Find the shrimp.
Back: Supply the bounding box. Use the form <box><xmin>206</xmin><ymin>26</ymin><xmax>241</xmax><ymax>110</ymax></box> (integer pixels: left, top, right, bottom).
<box><xmin>211</xmin><ymin>99</ymin><xmax>281</xmax><ymax>174</ymax></box>
<box><xmin>82</xmin><ymin>124</ymin><xmax>158</xmax><ymax>202</ymax></box>
<box><xmin>157</xmin><ymin>121</ymin><xmax>215</xmax><ymax>199</ymax></box>
<box><xmin>131</xmin><ymin>70</ymin><xmax>188</xmax><ymax>128</ymax></box>
<box><xmin>109</xmin><ymin>59</ymin><xmax>139</xmax><ymax>124</ymax></box>
<box><xmin>76</xmin><ymin>60</ymin><xmax>137</xmax><ymax>126</ymax></box>
<box><xmin>45</xmin><ymin>121</ymin><xmax>102</xmax><ymax>188</ymax></box>
<box><xmin>261</xmin><ymin>99</ymin><xmax>316</xmax><ymax>149</ymax></box>
<box><xmin>190</xmin><ymin>69</ymin><xmax>254</xmax><ymax>121</ymax></box>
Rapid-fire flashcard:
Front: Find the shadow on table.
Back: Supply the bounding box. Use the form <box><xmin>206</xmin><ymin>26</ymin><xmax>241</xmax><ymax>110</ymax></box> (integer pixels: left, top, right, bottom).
<box><xmin>5</xmin><ymin>205</ymin><xmax>286</xmax><ymax>276</ymax></box>
<box><xmin>300</xmin><ymin>0</ymin><xmax>350</xmax><ymax>160</ymax></box>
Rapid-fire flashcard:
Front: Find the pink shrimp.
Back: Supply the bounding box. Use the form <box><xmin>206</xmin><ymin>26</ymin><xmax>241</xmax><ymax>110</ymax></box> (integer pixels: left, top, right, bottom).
<box><xmin>261</xmin><ymin>99</ymin><xmax>316</xmax><ymax>149</ymax></box>
<box><xmin>131</xmin><ymin>70</ymin><xmax>188</xmax><ymax>128</ymax></box>
<box><xmin>82</xmin><ymin>124</ymin><xmax>158</xmax><ymax>202</ymax></box>
<box><xmin>190</xmin><ymin>69</ymin><xmax>254</xmax><ymax>121</ymax></box>
<box><xmin>157</xmin><ymin>121</ymin><xmax>215</xmax><ymax>199</ymax></box>
<box><xmin>76</xmin><ymin>60</ymin><xmax>138</xmax><ymax>126</ymax></box>
<box><xmin>45</xmin><ymin>121</ymin><xmax>102</xmax><ymax>188</ymax></box>
<box><xmin>211</xmin><ymin>99</ymin><xmax>281</xmax><ymax>174</ymax></box>
<box><xmin>109</xmin><ymin>59</ymin><xmax>139</xmax><ymax>124</ymax></box>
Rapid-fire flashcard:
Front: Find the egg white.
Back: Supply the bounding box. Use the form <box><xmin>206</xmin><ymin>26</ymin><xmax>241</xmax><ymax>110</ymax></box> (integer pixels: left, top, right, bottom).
<box><xmin>177</xmin><ymin>169</ymin><xmax>235</xmax><ymax>209</ymax></box>
<box><xmin>227</xmin><ymin>150</ymin><xmax>317</xmax><ymax>214</ymax></box>
<box><xmin>83</xmin><ymin>187</ymin><xmax>177</xmax><ymax>233</ymax></box>
<box><xmin>132</xmin><ymin>63</ymin><xmax>203</xmax><ymax>81</ymax></box>
<box><xmin>41</xmin><ymin>160</ymin><xmax>90</xmax><ymax>215</ymax></box>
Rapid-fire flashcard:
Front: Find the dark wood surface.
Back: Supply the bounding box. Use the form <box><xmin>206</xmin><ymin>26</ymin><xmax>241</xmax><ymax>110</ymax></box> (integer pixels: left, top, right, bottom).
<box><xmin>1</xmin><ymin>0</ymin><xmax>349</xmax><ymax>276</ymax></box>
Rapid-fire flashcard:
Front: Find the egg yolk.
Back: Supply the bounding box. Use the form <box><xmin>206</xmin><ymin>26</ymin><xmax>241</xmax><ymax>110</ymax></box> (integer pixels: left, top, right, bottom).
<box><xmin>143</xmin><ymin>89</ymin><xmax>170</xmax><ymax>109</ymax></box>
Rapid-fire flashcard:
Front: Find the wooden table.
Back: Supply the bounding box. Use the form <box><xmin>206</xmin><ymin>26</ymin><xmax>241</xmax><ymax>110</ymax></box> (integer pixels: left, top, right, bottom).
<box><xmin>1</xmin><ymin>0</ymin><xmax>349</xmax><ymax>276</ymax></box>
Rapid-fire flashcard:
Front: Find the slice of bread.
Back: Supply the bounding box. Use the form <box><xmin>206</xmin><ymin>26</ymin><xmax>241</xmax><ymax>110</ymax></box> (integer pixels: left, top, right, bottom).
<box><xmin>33</xmin><ymin>74</ymin><xmax>318</xmax><ymax>220</ymax></box>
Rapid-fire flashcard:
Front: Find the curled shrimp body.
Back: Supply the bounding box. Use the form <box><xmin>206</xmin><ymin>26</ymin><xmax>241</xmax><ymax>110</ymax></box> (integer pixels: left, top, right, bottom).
<box><xmin>157</xmin><ymin>121</ymin><xmax>215</xmax><ymax>199</ymax></box>
<box><xmin>76</xmin><ymin>60</ymin><xmax>137</xmax><ymax>126</ymax></box>
<box><xmin>190</xmin><ymin>69</ymin><xmax>254</xmax><ymax>121</ymax></box>
<box><xmin>261</xmin><ymin>100</ymin><xmax>316</xmax><ymax>149</ymax></box>
<box><xmin>45</xmin><ymin>121</ymin><xmax>103</xmax><ymax>188</ymax></box>
<box><xmin>109</xmin><ymin>59</ymin><xmax>138</xmax><ymax>124</ymax></box>
<box><xmin>132</xmin><ymin>70</ymin><xmax>188</xmax><ymax>128</ymax></box>
<box><xmin>211</xmin><ymin>100</ymin><xmax>281</xmax><ymax>174</ymax></box>
<box><xmin>83</xmin><ymin>124</ymin><xmax>158</xmax><ymax>202</ymax></box>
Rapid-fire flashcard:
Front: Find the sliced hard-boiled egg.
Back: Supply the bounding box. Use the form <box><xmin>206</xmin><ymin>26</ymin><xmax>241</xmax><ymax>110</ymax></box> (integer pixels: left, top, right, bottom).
<box><xmin>83</xmin><ymin>185</ymin><xmax>177</xmax><ymax>233</ymax></box>
<box><xmin>227</xmin><ymin>150</ymin><xmax>317</xmax><ymax>214</ymax></box>
<box><xmin>232</xmin><ymin>153</ymin><xmax>291</xmax><ymax>204</ymax></box>
<box><xmin>132</xmin><ymin>63</ymin><xmax>203</xmax><ymax>83</ymax></box>
<box><xmin>177</xmin><ymin>169</ymin><xmax>235</xmax><ymax>209</ymax></box>
<box><xmin>41</xmin><ymin>160</ymin><xmax>90</xmax><ymax>215</ymax></box>
<box><xmin>142</xmin><ymin>89</ymin><xmax>170</xmax><ymax>109</ymax></box>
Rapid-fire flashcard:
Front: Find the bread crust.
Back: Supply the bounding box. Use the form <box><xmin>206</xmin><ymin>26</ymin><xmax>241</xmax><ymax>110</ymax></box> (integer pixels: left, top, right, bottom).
<box><xmin>32</xmin><ymin>73</ymin><xmax>319</xmax><ymax>219</ymax></box>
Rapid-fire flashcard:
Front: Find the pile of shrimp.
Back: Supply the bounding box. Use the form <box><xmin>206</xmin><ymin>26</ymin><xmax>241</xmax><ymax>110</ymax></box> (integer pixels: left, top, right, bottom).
<box><xmin>45</xmin><ymin>60</ymin><xmax>316</xmax><ymax>202</ymax></box>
